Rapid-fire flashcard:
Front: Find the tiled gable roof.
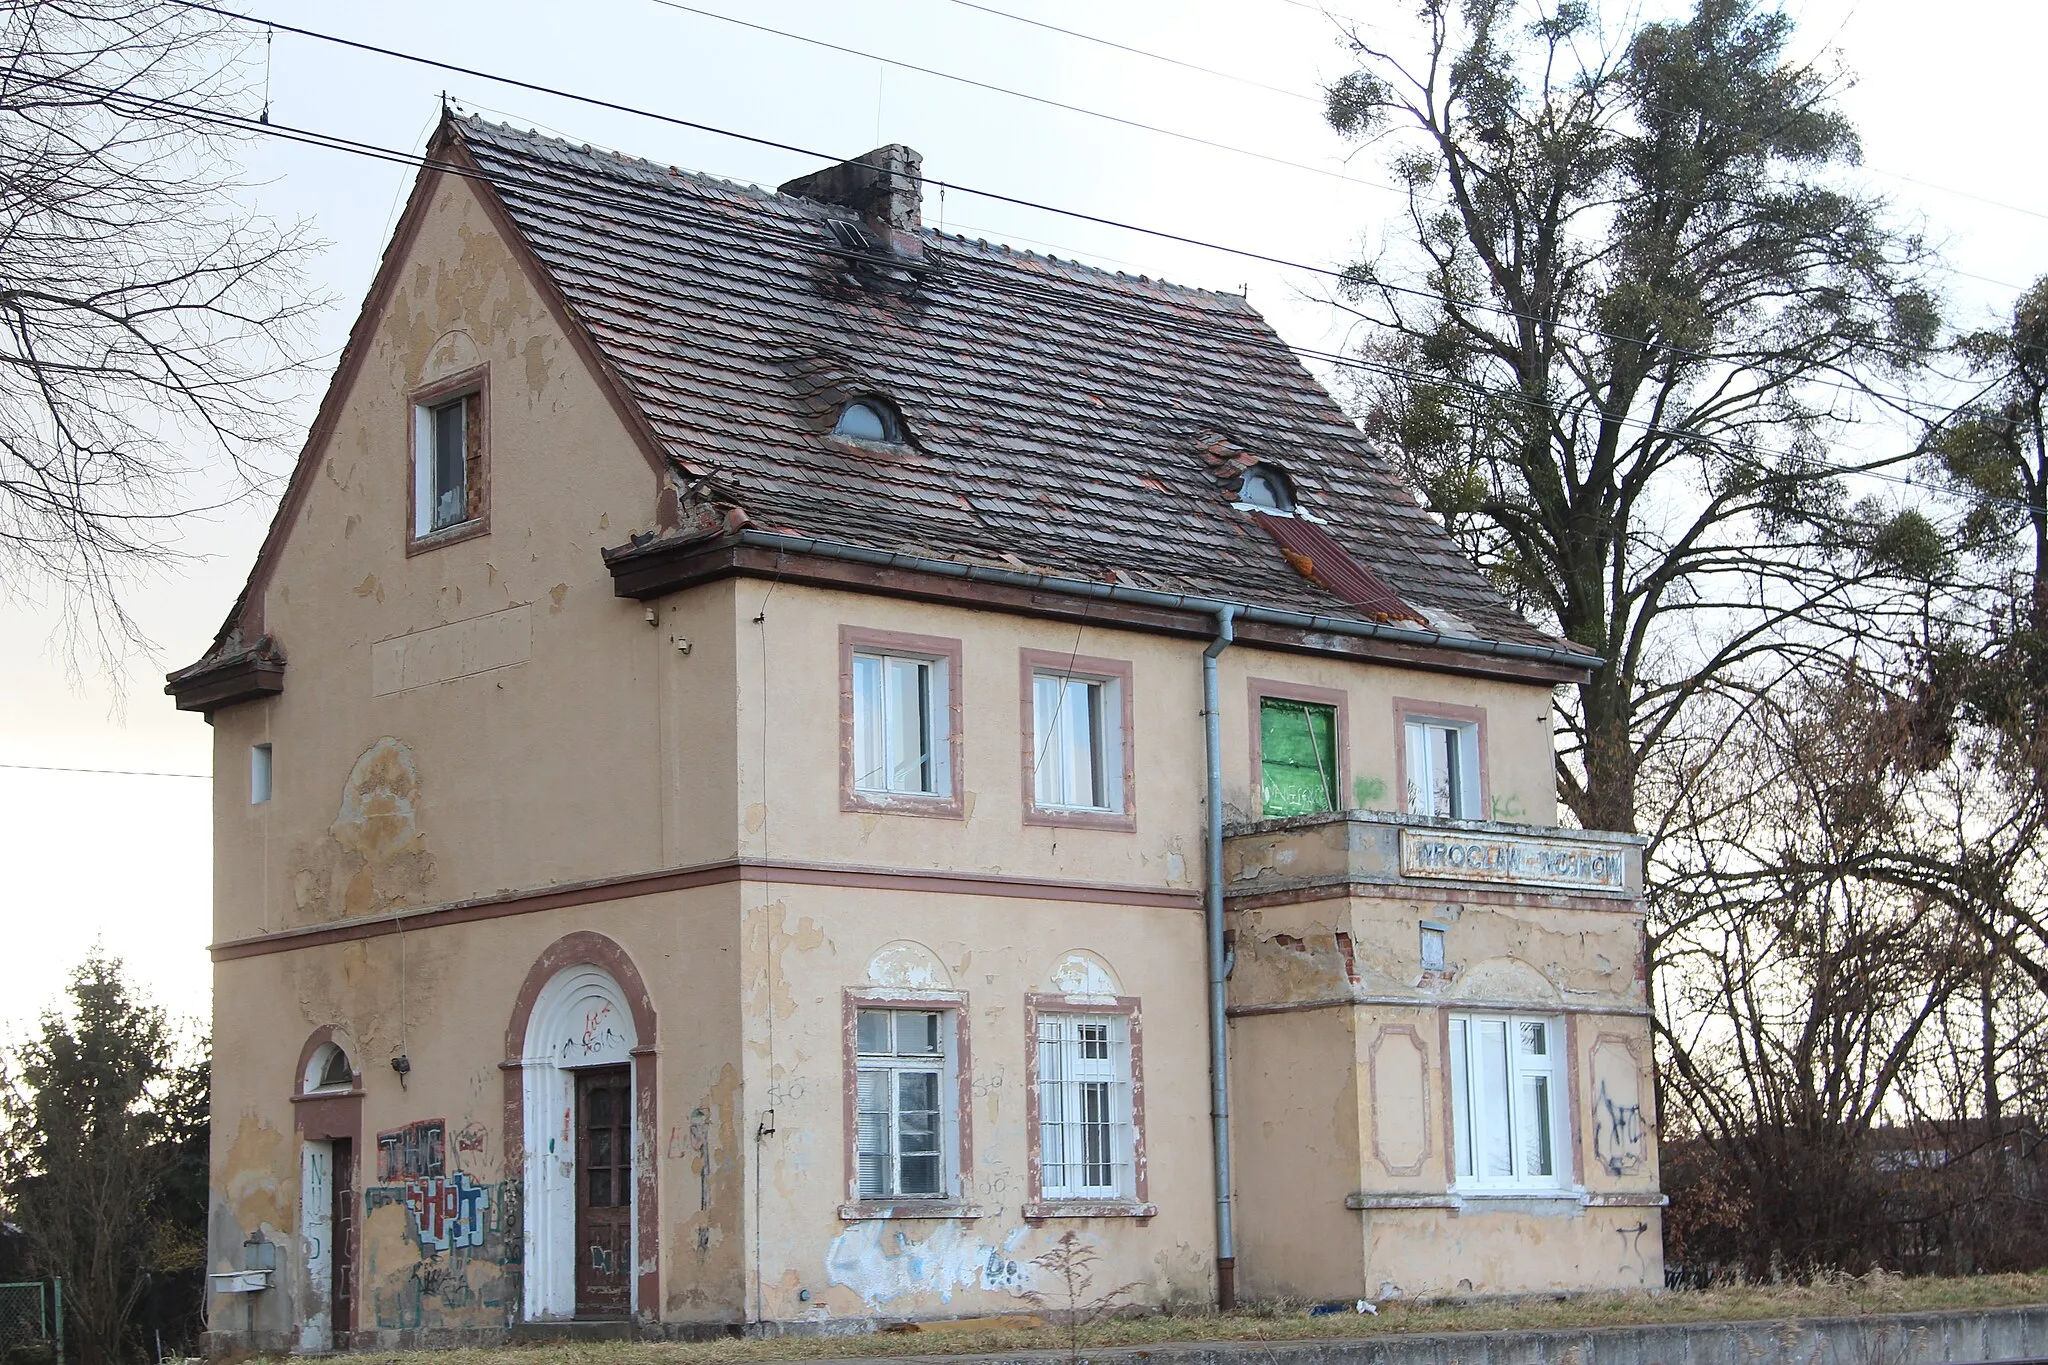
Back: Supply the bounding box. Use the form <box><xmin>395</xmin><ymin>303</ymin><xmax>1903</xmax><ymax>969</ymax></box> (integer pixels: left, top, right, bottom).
<box><xmin>455</xmin><ymin>116</ymin><xmax>1574</xmax><ymax>654</ymax></box>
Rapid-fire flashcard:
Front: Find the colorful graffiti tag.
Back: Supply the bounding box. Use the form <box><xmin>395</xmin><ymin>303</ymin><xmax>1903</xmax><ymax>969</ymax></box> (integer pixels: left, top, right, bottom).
<box><xmin>378</xmin><ymin>1118</ymin><xmax>446</xmax><ymax>1180</ymax></box>
<box><xmin>404</xmin><ymin>1172</ymin><xmax>492</xmax><ymax>1251</ymax></box>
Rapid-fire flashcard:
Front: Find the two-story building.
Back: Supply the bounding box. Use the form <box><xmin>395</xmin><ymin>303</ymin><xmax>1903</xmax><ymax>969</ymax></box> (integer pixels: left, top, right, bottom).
<box><xmin>170</xmin><ymin>113</ymin><xmax>1661</xmax><ymax>1352</ymax></box>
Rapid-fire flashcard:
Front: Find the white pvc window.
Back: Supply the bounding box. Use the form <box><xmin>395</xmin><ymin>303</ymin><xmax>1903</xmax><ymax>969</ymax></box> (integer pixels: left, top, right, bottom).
<box><xmin>250</xmin><ymin>743</ymin><xmax>273</xmax><ymax>804</ymax></box>
<box><xmin>1032</xmin><ymin>672</ymin><xmax>1123</xmax><ymax>812</ymax></box>
<box><xmin>1449</xmin><ymin>1014</ymin><xmax>1565</xmax><ymax>1189</ymax></box>
<box><xmin>852</xmin><ymin>652</ymin><xmax>950</xmax><ymax>796</ymax></box>
<box><xmin>1036</xmin><ymin>1013</ymin><xmax>1134</xmax><ymax>1199</ymax></box>
<box><xmin>1405</xmin><ymin>717</ymin><xmax>1480</xmax><ymax>819</ymax></box>
<box><xmin>854</xmin><ymin>1008</ymin><xmax>956</xmax><ymax>1199</ymax></box>
<box><xmin>413</xmin><ymin>393</ymin><xmax>477</xmax><ymax>536</ymax></box>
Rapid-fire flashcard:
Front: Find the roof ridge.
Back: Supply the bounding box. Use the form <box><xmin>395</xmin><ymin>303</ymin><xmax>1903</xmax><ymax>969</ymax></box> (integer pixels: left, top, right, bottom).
<box><xmin>456</xmin><ymin>114</ymin><xmax>1251</xmax><ymax>309</ymax></box>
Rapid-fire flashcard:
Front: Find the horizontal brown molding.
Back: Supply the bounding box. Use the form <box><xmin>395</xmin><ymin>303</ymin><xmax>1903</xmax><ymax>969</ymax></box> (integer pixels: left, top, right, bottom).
<box><xmin>1228</xmin><ymin>995</ymin><xmax>1650</xmax><ymax>1019</ymax></box>
<box><xmin>1225</xmin><ymin>877</ymin><xmax>1642</xmax><ymax>913</ymax></box>
<box><xmin>606</xmin><ymin>536</ymin><xmax>1592</xmax><ymax>686</ymax></box>
<box><xmin>211</xmin><ymin>856</ymin><xmax>1200</xmax><ymax>961</ymax></box>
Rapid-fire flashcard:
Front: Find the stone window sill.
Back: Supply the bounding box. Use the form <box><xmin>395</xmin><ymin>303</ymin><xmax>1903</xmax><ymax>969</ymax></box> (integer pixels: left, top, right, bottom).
<box><xmin>838</xmin><ymin>1200</ymin><xmax>985</xmax><ymax>1221</ymax></box>
<box><xmin>1023</xmin><ymin>1199</ymin><xmax>1157</xmax><ymax>1221</ymax></box>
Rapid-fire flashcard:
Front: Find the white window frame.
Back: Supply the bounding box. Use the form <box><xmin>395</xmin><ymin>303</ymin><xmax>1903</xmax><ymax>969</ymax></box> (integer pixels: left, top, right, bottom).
<box><xmin>1405</xmin><ymin>716</ymin><xmax>1481</xmax><ymax>819</ymax></box>
<box><xmin>1035</xmin><ymin>1011</ymin><xmax>1136</xmax><ymax>1200</ymax></box>
<box><xmin>1449</xmin><ymin>1012</ymin><xmax>1567</xmax><ymax>1192</ymax></box>
<box><xmin>851</xmin><ymin>650</ymin><xmax>952</xmax><ymax>798</ymax></box>
<box><xmin>853</xmin><ymin>1006</ymin><xmax>961</xmax><ymax>1201</ymax></box>
<box><xmin>412</xmin><ymin>391</ymin><xmax>475</xmax><ymax>537</ymax></box>
<box><xmin>250</xmin><ymin>743</ymin><xmax>273</xmax><ymax>805</ymax></box>
<box><xmin>1031</xmin><ymin>671</ymin><xmax>1124</xmax><ymax>813</ymax></box>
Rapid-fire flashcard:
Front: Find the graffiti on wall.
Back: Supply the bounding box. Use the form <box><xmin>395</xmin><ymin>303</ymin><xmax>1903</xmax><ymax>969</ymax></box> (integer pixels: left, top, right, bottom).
<box><xmin>405</xmin><ymin>1172</ymin><xmax>493</xmax><ymax>1251</ymax></box>
<box><xmin>362</xmin><ymin>1117</ymin><xmax>519</xmax><ymax>1331</ymax></box>
<box><xmin>1594</xmin><ymin>1079</ymin><xmax>1648</xmax><ymax>1176</ymax></box>
<box><xmin>378</xmin><ymin>1118</ymin><xmax>446</xmax><ymax>1180</ymax></box>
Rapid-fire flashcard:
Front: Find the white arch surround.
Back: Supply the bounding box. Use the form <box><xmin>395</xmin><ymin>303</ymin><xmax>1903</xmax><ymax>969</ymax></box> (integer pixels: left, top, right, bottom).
<box><xmin>1044</xmin><ymin>949</ymin><xmax>1122</xmax><ymax>999</ymax></box>
<box><xmin>520</xmin><ymin>963</ymin><xmax>638</xmax><ymax>1321</ymax></box>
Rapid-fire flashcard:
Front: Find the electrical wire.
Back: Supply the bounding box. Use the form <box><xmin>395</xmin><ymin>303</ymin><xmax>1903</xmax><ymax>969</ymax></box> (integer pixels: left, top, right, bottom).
<box><xmin>0</xmin><ymin>762</ymin><xmax>210</xmax><ymax>778</ymax></box>
<box><xmin>29</xmin><ymin>60</ymin><xmax>2028</xmax><ymax>513</ymax></box>
<box><xmin>148</xmin><ymin>0</ymin><xmax>2012</xmax><ymax>428</ymax></box>
<box><xmin>637</xmin><ymin>0</ymin><xmax>1396</xmax><ymax>193</ymax></box>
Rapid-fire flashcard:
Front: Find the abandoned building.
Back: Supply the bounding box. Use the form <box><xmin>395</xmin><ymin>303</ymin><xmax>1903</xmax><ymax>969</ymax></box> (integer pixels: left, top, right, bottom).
<box><xmin>169</xmin><ymin>112</ymin><xmax>1662</xmax><ymax>1350</ymax></box>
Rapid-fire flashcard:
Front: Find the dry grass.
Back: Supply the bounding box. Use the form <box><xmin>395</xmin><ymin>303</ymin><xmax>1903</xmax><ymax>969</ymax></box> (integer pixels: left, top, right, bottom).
<box><xmin>307</xmin><ymin>1270</ymin><xmax>2048</xmax><ymax>1365</ymax></box>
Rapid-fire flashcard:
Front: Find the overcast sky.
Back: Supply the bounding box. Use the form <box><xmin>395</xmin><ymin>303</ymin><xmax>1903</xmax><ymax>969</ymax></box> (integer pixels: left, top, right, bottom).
<box><xmin>2</xmin><ymin>0</ymin><xmax>2041</xmax><ymax>1040</ymax></box>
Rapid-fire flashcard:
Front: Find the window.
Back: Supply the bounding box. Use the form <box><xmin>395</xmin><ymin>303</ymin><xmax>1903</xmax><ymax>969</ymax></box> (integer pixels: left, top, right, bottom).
<box><xmin>1449</xmin><ymin>1014</ymin><xmax>1566</xmax><ymax>1190</ymax></box>
<box><xmin>304</xmin><ymin>1041</ymin><xmax>353</xmax><ymax>1094</ymax></box>
<box><xmin>842</xmin><ymin>628</ymin><xmax>963</xmax><ymax>817</ymax></box>
<box><xmin>853</xmin><ymin>652</ymin><xmax>949</xmax><ymax>796</ymax></box>
<box><xmin>834</xmin><ymin>399</ymin><xmax>902</xmax><ymax>444</ymax></box>
<box><xmin>410</xmin><ymin>378</ymin><xmax>485</xmax><ymax>541</ymax></box>
<box><xmin>1259</xmin><ymin>695</ymin><xmax>1340</xmax><ymax>817</ymax></box>
<box><xmin>1024</xmin><ymin>651</ymin><xmax>1133</xmax><ymax>826</ymax></box>
<box><xmin>1404</xmin><ymin>715</ymin><xmax>1481</xmax><ymax>819</ymax></box>
<box><xmin>250</xmin><ymin>743</ymin><xmax>273</xmax><ymax>805</ymax></box>
<box><xmin>1035</xmin><ymin>1013</ymin><xmax>1134</xmax><ymax>1200</ymax></box>
<box><xmin>1237</xmin><ymin>463</ymin><xmax>1295</xmax><ymax>513</ymax></box>
<box><xmin>854</xmin><ymin>1008</ymin><xmax>956</xmax><ymax>1199</ymax></box>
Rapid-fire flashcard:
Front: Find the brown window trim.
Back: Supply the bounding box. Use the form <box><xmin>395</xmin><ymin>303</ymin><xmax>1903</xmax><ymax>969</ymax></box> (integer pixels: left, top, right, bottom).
<box><xmin>1391</xmin><ymin>696</ymin><xmax>1490</xmax><ymax>820</ymax></box>
<box><xmin>840</xmin><ymin>988</ymin><xmax>975</xmax><ymax>1215</ymax></box>
<box><xmin>1248</xmin><ymin>677</ymin><xmax>1351</xmax><ymax>816</ymax></box>
<box><xmin>1019</xmin><ymin>649</ymin><xmax>1137</xmax><ymax>832</ymax></box>
<box><xmin>1022</xmin><ymin>992</ymin><xmax>1151</xmax><ymax>1221</ymax></box>
<box><xmin>839</xmin><ymin>626</ymin><xmax>966</xmax><ymax>819</ymax></box>
<box><xmin>406</xmin><ymin>365</ymin><xmax>491</xmax><ymax>556</ymax></box>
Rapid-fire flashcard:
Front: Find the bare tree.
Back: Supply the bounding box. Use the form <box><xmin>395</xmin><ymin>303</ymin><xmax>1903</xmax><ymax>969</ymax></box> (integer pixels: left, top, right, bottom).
<box><xmin>1322</xmin><ymin>0</ymin><xmax>1942</xmax><ymax>836</ymax></box>
<box><xmin>1</xmin><ymin>0</ymin><xmax>320</xmax><ymax>666</ymax></box>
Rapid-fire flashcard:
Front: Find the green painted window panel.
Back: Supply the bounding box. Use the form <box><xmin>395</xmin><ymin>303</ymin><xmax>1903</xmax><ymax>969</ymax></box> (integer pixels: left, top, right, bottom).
<box><xmin>1260</xmin><ymin>698</ymin><xmax>1338</xmax><ymax>816</ymax></box>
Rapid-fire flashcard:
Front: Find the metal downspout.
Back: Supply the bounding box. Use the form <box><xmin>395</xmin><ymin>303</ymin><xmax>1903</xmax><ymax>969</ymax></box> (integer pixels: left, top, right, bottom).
<box><xmin>1203</xmin><ymin>605</ymin><xmax>1237</xmax><ymax>1310</ymax></box>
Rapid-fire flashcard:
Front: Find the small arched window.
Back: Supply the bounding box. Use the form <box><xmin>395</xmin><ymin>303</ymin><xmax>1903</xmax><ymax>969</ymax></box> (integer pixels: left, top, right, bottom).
<box><xmin>1238</xmin><ymin>463</ymin><xmax>1295</xmax><ymax>513</ymax></box>
<box><xmin>834</xmin><ymin>399</ymin><xmax>903</xmax><ymax>444</ymax></box>
<box><xmin>306</xmin><ymin>1042</ymin><xmax>354</xmax><ymax>1093</ymax></box>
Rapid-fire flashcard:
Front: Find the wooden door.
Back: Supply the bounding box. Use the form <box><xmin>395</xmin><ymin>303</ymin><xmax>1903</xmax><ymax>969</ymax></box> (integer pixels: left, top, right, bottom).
<box><xmin>330</xmin><ymin>1138</ymin><xmax>355</xmax><ymax>1345</ymax></box>
<box><xmin>574</xmin><ymin>1066</ymin><xmax>633</xmax><ymax>1317</ymax></box>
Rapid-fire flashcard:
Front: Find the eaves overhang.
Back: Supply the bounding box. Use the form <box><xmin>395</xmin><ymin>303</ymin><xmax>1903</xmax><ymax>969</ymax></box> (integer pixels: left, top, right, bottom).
<box><xmin>164</xmin><ymin>637</ymin><xmax>286</xmax><ymax>714</ymax></box>
<box><xmin>604</xmin><ymin>528</ymin><xmax>1603</xmax><ymax>686</ymax></box>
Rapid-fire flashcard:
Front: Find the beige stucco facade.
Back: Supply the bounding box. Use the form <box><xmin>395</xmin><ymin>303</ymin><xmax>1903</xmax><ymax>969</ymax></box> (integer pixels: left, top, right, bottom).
<box><xmin>187</xmin><ymin>159</ymin><xmax>1659</xmax><ymax>1352</ymax></box>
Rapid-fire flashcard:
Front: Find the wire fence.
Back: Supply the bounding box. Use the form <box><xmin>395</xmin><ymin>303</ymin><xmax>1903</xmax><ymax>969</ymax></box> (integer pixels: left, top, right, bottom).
<box><xmin>0</xmin><ymin>1281</ymin><xmax>61</xmax><ymax>1364</ymax></box>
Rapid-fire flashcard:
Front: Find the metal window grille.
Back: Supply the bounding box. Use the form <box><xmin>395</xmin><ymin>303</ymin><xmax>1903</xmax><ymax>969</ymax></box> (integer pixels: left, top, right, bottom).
<box><xmin>1037</xmin><ymin>1013</ymin><xmax>1131</xmax><ymax>1199</ymax></box>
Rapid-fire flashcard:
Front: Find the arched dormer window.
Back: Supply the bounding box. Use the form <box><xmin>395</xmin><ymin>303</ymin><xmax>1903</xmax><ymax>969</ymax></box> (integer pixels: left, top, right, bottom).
<box><xmin>305</xmin><ymin>1041</ymin><xmax>355</xmax><ymax>1094</ymax></box>
<box><xmin>834</xmin><ymin>398</ymin><xmax>904</xmax><ymax>444</ymax></box>
<box><xmin>1238</xmin><ymin>463</ymin><xmax>1295</xmax><ymax>513</ymax></box>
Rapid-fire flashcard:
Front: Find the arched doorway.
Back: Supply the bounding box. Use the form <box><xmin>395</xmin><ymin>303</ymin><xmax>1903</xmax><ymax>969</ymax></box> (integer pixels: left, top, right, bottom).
<box><xmin>506</xmin><ymin>936</ymin><xmax>657</xmax><ymax>1322</ymax></box>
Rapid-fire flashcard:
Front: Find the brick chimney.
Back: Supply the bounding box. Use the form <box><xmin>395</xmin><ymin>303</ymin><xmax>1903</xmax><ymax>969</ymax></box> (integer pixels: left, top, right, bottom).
<box><xmin>779</xmin><ymin>145</ymin><xmax>923</xmax><ymax>252</ymax></box>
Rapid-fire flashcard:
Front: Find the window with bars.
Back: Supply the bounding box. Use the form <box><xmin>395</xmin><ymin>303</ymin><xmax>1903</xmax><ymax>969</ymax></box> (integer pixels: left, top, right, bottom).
<box><xmin>1449</xmin><ymin>1014</ymin><xmax>1565</xmax><ymax>1190</ymax></box>
<box><xmin>1032</xmin><ymin>671</ymin><xmax>1124</xmax><ymax>812</ymax></box>
<box><xmin>854</xmin><ymin>1008</ymin><xmax>955</xmax><ymax>1200</ymax></box>
<box><xmin>1036</xmin><ymin>1012</ymin><xmax>1134</xmax><ymax>1200</ymax></box>
<box><xmin>852</xmin><ymin>652</ymin><xmax>951</xmax><ymax>797</ymax></box>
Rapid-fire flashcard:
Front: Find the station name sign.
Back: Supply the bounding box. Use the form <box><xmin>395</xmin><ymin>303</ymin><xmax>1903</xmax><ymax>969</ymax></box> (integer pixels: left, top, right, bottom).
<box><xmin>1398</xmin><ymin>828</ymin><xmax>1629</xmax><ymax>893</ymax></box>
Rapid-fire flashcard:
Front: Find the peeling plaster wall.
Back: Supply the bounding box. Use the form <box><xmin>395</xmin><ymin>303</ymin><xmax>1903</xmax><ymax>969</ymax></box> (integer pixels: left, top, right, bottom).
<box><xmin>735</xmin><ymin>883</ymin><xmax>1215</xmax><ymax>1325</ymax></box>
<box><xmin>206</xmin><ymin>885</ymin><xmax>746</xmax><ymax>1347</ymax></box>
<box><xmin>209</xmin><ymin>167</ymin><xmax>719</xmax><ymax>949</ymax></box>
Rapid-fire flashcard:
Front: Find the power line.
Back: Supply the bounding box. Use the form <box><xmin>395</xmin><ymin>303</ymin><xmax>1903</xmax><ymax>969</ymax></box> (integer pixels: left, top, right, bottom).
<box><xmin>638</xmin><ymin>0</ymin><xmax>1393</xmax><ymax>192</ymax></box>
<box><xmin>942</xmin><ymin>0</ymin><xmax>1320</xmax><ymax>104</ymax></box>
<box><xmin>42</xmin><ymin>62</ymin><xmax>2019</xmax><ymax>511</ymax></box>
<box><xmin>0</xmin><ymin>763</ymin><xmax>210</xmax><ymax>779</ymax></box>
<box><xmin>157</xmin><ymin>0</ymin><xmax>1991</xmax><ymax>424</ymax></box>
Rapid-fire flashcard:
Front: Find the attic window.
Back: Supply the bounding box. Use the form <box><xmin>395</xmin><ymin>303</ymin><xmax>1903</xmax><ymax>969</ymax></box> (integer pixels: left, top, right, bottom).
<box><xmin>835</xmin><ymin>399</ymin><xmax>903</xmax><ymax>444</ymax></box>
<box><xmin>1238</xmin><ymin>464</ymin><xmax>1295</xmax><ymax>513</ymax></box>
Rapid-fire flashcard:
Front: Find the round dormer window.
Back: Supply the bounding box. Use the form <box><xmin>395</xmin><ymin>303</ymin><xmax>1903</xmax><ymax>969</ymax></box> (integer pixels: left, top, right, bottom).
<box><xmin>1238</xmin><ymin>463</ymin><xmax>1295</xmax><ymax>513</ymax></box>
<box><xmin>834</xmin><ymin>399</ymin><xmax>903</xmax><ymax>444</ymax></box>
